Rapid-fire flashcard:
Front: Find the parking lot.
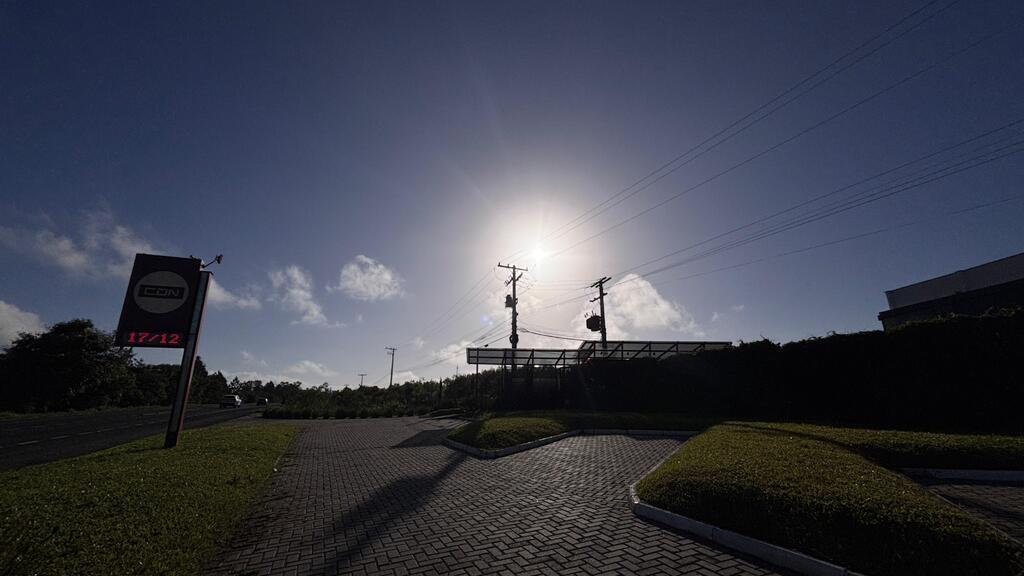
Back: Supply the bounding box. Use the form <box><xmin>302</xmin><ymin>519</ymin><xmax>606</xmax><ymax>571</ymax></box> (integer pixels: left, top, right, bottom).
<box><xmin>208</xmin><ymin>417</ymin><xmax>785</xmax><ymax>576</ymax></box>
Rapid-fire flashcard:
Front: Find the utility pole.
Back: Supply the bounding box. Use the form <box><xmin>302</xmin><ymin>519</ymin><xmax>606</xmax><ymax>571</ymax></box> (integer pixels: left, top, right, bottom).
<box><xmin>497</xmin><ymin>263</ymin><xmax>527</xmax><ymax>349</ymax></box>
<box><xmin>385</xmin><ymin>347</ymin><xmax>397</xmax><ymax>387</ymax></box>
<box><xmin>358</xmin><ymin>373</ymin><xmax>366</xmax><ymax>387</ymax></box>
<box><xmin>590</xmin><ymin>276</ymin><xmax>611</xmax><ymax>349</ymax></box>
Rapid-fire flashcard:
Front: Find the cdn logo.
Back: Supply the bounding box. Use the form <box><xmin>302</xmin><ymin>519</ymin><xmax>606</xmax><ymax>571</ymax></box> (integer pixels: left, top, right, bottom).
<box><xmin>133</xmin><ymin>271</ymin><xmax>190</xmax><ymax>314</ymax></box>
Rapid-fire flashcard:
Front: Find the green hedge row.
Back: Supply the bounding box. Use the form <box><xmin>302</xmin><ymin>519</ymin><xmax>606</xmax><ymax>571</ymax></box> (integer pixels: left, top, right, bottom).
<box><xmin>546</xmin><ymin>310</ymin><xmax>1024</xmax><ymax>433</ymax></box>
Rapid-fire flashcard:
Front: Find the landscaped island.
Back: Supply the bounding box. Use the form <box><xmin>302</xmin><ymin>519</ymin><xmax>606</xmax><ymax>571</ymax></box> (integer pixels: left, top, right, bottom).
<box><xmin>449</xmin><ymin>412</ymin><xmax>1024</xmax><ymax>576</ymax></box>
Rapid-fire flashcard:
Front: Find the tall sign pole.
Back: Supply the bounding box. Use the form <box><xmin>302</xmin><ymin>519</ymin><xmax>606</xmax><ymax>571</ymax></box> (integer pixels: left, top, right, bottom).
<box><xmin>114</xmin><ymin>253</ymin><xmax>215</xmax><ymax>449</ymax></box>
<box><xmin>164</xmin><ymin>270</ymin><xmax>211</xmax><ymax>448</ymax></box>
<box><xmin>590</xmin><ymin>276</ymin><xmax>611</xmax><ymax>349</ymax></box>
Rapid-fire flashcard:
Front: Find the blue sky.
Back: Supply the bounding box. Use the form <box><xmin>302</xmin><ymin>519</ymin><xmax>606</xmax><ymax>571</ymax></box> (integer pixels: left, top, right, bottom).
<box><xmin>2</xmin><ymin>1</ymin><xmax>1023</xmax><ymax>387</ymax></box>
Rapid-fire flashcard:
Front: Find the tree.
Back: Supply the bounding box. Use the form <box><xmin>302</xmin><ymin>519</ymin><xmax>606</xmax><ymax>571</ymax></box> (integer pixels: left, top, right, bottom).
<box><xmin>0</xmin><ymin>319</ymin><xmax>135</xmax><ymax>412</ymax></box>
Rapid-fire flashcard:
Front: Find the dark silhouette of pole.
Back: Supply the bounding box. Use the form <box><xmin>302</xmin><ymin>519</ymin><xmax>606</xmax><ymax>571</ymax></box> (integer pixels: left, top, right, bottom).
<box><xmin>497</xmin><ymin>263</ymin><xmax>527</xmax><ymax>349</ymax></box>
<box><xmin>590</xmin><ymin>276</ymin><xmax>611</xmax><ymax>349</ymax></box>
<box><xmin>165</xmin><ymin>270</ymin><xmax>212</xmax><ymax>448</ymax></box>
<box><xmin>385</xmin><ymin>347</ymin><xmax>397</xmax><ymax>387</ymax></box>
<box><xmin>358</xmin><ymin>373</ymin><xmax>366</xmax><ymax>387</ymax></box>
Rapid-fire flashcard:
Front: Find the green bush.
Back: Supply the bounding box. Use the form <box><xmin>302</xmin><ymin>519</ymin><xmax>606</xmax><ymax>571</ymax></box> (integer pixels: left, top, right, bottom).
<box><xmin>636</xmin><ymin>423</ymin><xmax>1024</xmax><ymax>576</ymax></box>
<box><xmin>551</xmin><ymin>310</ymin><xmax>1024</xmax><ymax>433</ymax></box>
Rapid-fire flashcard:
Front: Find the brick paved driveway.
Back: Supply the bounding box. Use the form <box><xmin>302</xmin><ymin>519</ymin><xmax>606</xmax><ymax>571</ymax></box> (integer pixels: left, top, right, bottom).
<box><xmin>208</xmin><ymin>417</ymin><xmax>786</xmax><ymax>576</ymax></box>
<box><xmin>924</xmin><ymin>481</ymin><xmax>1024</xmax><ymax>543</ymax></box>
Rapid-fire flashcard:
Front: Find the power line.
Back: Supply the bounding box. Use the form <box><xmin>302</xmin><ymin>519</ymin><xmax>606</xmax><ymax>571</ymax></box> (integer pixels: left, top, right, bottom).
<box><xmin>615</xmin><ymin>192</ymin><xmax>1024</xmax><ymax>299</ymax></box>
<box><xmin>527</xmin><ymin>133</ymin><xmax>1024</xmax><ymax>312</ymax></box>
<box><xmin>398</xmin><ymin>267</ymin><xmax>498</xmax><ymax>346</ymax></box>
<box><xmin>502</xmin><ymin>0</ymin><xmax>961</xmax><ymax>263</ymax></box>
<box><xmin>611</xmin><ymin>118</ymin><xmax>1024</xmax><ymax>279</ymax></box>
<box><xmin>520</xmin><ymin>327</ymin><xmax>590</xmax><ymax>343</ymax></box>
<box><xmin>544</xmin><ymin>18</ymin><xmax>1019</xmax><ymax>261</ymax></box>
<box><xmin>529</xmin><ymin>191</ymin><xmax>1024</xmax><ymax>316</ymax></box>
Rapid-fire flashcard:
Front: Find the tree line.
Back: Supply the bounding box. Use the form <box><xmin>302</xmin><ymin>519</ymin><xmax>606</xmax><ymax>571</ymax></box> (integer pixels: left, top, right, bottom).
<box><xmin>0</xmin><ymin>318</ymin><xmax>501</xmax><ymax>414</ymax></box>
<box><xmin>0</xmin><ymin>319</ymin><xmax>308</xmax><ymax>413</ymax></box>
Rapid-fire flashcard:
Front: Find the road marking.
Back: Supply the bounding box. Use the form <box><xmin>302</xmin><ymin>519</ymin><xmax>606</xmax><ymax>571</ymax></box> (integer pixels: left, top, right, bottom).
<box><xmin>51</xmin><ymin>435</ymin><xmax>70</xmax><ymax>440</ymax></box>
<box><xmin>17</xmin><ymin>440</ymin><xmax>39</xmax><ymax>446</ymax></box>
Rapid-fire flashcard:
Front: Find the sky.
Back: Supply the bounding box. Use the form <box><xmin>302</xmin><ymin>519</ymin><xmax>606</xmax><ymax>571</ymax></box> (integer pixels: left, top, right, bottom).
<box><xmin>2</xmin><ymin>0</ymin><xmax>1023</xmax><ymax>388</ymax></box>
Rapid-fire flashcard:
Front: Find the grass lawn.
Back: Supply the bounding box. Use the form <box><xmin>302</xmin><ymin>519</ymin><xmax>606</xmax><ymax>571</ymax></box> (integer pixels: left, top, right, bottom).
<box><xmin>447</xmin><ymin>411</ymin><xmax>720</xmax><ymax>450</ymax></box>
<box><xmin>636</xmin><ymin>423</ymin><xmax>1024</xmax><ymax>576</ymax></box>
<box><xmin>0</xmin><ymin>422</ymin><xmax>297</xmax><ymax>576</ymax></box>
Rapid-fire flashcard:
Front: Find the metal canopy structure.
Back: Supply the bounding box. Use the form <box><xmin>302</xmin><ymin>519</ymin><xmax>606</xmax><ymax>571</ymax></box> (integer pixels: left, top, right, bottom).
<box><xmin>466</xmin><ymin>347</ymin><xmax>579</xmax><ymax>367</ymax></box>
<box><xmin>578</xmin><ymin>340</ymin><xmax>732</xmax><ymax>361</ymax></box>
<box><xmin>466</xmin><ymin>340</ymin><xmax>732</xmax><ymax>366</ymax></box>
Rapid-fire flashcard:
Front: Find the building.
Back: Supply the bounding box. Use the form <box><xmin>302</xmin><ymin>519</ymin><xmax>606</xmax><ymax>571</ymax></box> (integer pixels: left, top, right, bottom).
<box><xmin>878</xmin><ymin>251</ymin><xmax>1024</xmax><ymax>330</ymax></box>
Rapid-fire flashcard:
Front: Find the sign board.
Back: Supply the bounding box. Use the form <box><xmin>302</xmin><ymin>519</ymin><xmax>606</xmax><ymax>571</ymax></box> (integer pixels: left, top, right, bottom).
<box><xmin>115</xmin><ymin>254</ymin><xmax>202</xmax><ymax>348</ymax></box>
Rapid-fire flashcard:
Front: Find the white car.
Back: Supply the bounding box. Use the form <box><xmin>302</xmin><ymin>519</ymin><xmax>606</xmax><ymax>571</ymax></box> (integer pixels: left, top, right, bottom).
<box><xmin>220</xmin><ymin>394</ymin><xmax>243</xmax><ymax>408</ymax></box>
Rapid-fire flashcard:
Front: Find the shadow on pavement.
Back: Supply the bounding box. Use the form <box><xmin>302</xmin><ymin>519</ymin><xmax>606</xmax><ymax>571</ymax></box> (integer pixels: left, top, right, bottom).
<box><xmin>321</xmin><ymin>451</ymin><xmax>467</xmax><ymax>574</ymax></box>
<box><xmin>390</xmin><ymin>429</ymin><xmax>451</xmax><ymax>448</ymax></box>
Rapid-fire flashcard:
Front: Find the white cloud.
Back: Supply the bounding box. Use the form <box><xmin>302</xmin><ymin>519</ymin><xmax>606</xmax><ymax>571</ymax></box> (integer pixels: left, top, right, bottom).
<box><xmin>285</xmin><ymin>360</ymin><xmax>337</xmax><ymax>378</ymax></box>
<box><xmin>711</xmin><ymin>311</ymin><xmax>722</xmax><ymax>323</ymax></box>
<box><xmin>412</xmin><ymin>336</ymin><xmax>425</xmax><ymax>350</ymax></box>
<box><xmin>83</xmin><ymin>209</ymin><xmax>156</xmax><ymax>278</ymax></box>
<box><xmin>222</xmin><ymin>370</ymin><xmax>297</xmax><ymax>384</ymax></box>
<box><xmin>592</xmin><ymin>274</ymin><xmax>703</xmax><ymax>337</ymax></box>
<box><xmin>0</xmin><ymin>226</ymin><xmax>91</xmax><ymax>275</ymax></box>
<box><xmin>33</xmin><ymin>230</ymin><xmax>92</xmax><ymax>274</ymax></box>
<box><xmin>431</xmin><ymin>340</ymin><xmax>473</xmax><ymax>367</ymax></box>
<box><xmin>329</xmin><ymin>255</ymin><xmax>404</xmax><ymax>301</ymax></box>
<box><xmin>0</xmin><ymin>300</ymin><xmax>44</xmax><ymax>348</ymax></box>
<box><xmin>208</xmin><ymin>278</ymin><xmax>262</xmax><ymax>310</ymax></box>
<box><xmin>731</xmin><ymin>304</ymin><xmax>745</xmax><ymax>313</ymax></box>
<box><xmin>269</xmin><ymin>266</ymin><xmax>330</xmax><ymax>326</ymax></box>
<box><xmin>0</xmin><ymin>208</ymin><xmax>155</xmax><ymax>279</ymax></box>
<box><xmin>391</xmin><ymin>370</ymin><xmax>419</xmax><ymax>385</ymax></box>
<box><xmin>240</xmin><ymin>350</ymin><xmax>268</xmax><ymax>367</ymax></box>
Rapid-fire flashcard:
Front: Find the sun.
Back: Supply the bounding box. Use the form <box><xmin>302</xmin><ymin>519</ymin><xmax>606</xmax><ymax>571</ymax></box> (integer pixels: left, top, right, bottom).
<box><xmin>530</xmin><ymin>245</ymin><xmax>550</xmax><ymax>263</ymax></box>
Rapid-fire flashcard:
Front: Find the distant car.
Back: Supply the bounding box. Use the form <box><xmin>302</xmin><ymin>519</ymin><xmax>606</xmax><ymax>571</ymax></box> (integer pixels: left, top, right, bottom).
<box><xmin>220</xmin><ymin>394</ymin><xmax>242</xmax><ymax>408</ymax></box>
<box><xmin>256</xmin><ymin>397</ymin><xmax>268</xmax><ymax>407</ymax></box>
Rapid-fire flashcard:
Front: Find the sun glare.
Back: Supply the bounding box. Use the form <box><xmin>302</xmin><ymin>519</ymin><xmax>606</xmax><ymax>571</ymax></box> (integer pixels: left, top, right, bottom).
<box><xmin>531</xmin><ymin>245</ymin><xmax>550</xmax><ymax>263</ymax></box>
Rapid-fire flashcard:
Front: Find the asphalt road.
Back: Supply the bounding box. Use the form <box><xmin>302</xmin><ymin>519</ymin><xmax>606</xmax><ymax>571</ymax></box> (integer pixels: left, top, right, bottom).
<box><xmin>0</xmin><ymin>404</ymin><xmax>260</xmax><ymax>471</ymax></box>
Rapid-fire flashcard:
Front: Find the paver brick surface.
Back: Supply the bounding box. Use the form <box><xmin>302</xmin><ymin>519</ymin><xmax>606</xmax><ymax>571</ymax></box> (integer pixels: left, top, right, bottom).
<box><xmin>207</xmin><ymin>417</ymin><xmax>786</xmax><ymax>576</ymax></box>
<box><xmin>924</xmin><ymin>481</ymin><xmax>1024</xmax><ymax>542</ymax></box>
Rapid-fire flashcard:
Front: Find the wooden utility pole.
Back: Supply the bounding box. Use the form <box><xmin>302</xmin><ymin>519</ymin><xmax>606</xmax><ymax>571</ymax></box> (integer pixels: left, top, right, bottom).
<box><xmin>590</xmin><ymin>276</ymin><xmax>611</xmax><ymax>349</ymax></box>
<box><xmin>358</xmin><ymin>373</ymin><xmax>366</xmax><ymax>387</ymax></box>
<box><xmin>497</xmin><ymin>263</ymin><xmax>527</xmax><ymax>349</ymax></box>
<box><xmin>385</xmin><ymin>347</ymin><xmax>397</xmax><ymax>387</ymax></box>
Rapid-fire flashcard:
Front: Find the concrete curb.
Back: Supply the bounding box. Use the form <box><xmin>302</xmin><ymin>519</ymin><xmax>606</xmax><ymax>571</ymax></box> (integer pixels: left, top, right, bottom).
<box><xmin>902</xmin><ymin>467</ymin><xmax>1024</xmax><ymax>483</ymax></box>
<box><xmin>628</xmin><ymin>483</ymin><xmax>867</xmax><ymax>576</ymax></box>
<box><xmin>444</xmin><ymin>428</ymin><xmax>697</xmax><ymax>459</ymax></box>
